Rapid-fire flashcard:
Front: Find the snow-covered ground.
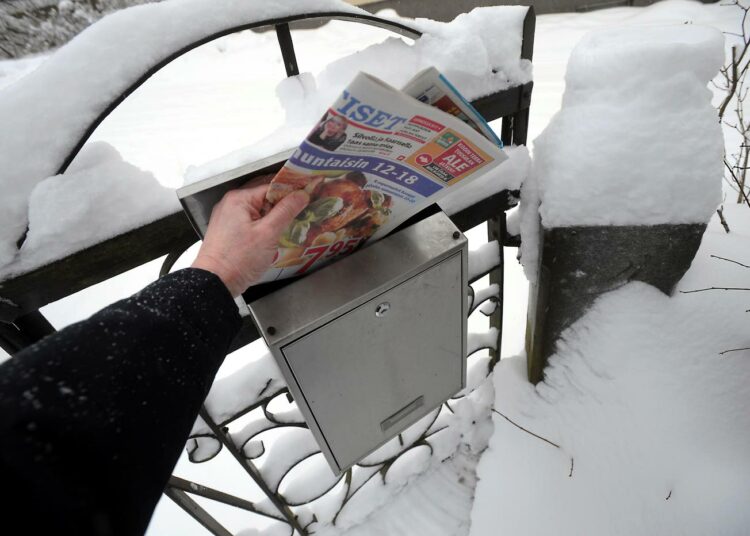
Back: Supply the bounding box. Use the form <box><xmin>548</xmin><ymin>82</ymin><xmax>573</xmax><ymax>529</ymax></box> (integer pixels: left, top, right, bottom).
<box><xmin>1</xmin><ymin>0</ymin><xmax>748</xmax><ymax>534</ymax></box>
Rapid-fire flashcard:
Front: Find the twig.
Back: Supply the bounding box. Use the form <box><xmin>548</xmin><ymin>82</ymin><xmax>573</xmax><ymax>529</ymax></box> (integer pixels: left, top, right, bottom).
<box><xmin>716</xmin><ymin>208</ymin><xmax>731</xmax><ymax>233</ymax></box>
<box><xmin>666</xmin><ymin>490</ymin><xmax>672</xmax><ymax>501</ymax></box>
<box><xmin>719</xmin><ymin>346</ymin><xmax>750</xmax><ymax>355</ymax></box>
<box><xmin>568</xmin><ymin>458</ymin><xmax>574</xmax><ymax>477</ymax></box>
<box><xmin>719</xmin><ymin>46</ymin><xmax>739</xmax><ymax>120</ymax></box>
<box><xmin>680</xmin><ymin>286</ymin><xmax>750</xmax><ymax>294</ymax></box>
<box><xmin>491</xmin><ymin>408</ymin><xmax>560</xmax><ymax>449</ymax></box>
<box><xmin>724</xmin><ymin>160</ymin><xmax>750</xmax><ymax>207</ymax></box>
<box><xmin>710</xmin><ymin>254</ymin><xmax>749</xmax><ymax>268</ymax></box>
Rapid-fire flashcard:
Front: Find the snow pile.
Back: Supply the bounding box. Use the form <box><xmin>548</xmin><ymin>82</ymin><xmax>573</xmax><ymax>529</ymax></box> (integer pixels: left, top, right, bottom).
<box><xmin>517</xmin><ymin>169</ymin><xmax>542</xmax><ymax>281</ymax></box>
<box><xmin>531</xmin><ymin>24</ymin><xmax>724</xmax><ymax>229</ymax></box>
<box><xmin>0</xmin><ymin>0</ymin><xmax>363</xmax><ymax>269</ymax></box>
<box><xmin>310</xmin><ymin>374</ymin><xmax>495</xmax><ymax>535</ymax></box>
<box><xmin>518</xmin><ymin>23</ymin><xmax>725</xmax><ymax>281</ymax></box>
<box><xmin>471</xmin><ymin>234</ymin><xmax>750</xmax><ymax>534</ymax></box>
<box><xmin>185</xmin><ymin>6</ymin><xmax>531</xmax><ymax>184</ymax></box>
<box><xmin>468</xmin><ymin>240</ymin><xmax>501</xmax><ymax>281</ymax></box>
<box><xmin>187</xmin><ymin>340</ymin><xmax>287</xmax><ymax>462</ymax></box>
<box><xmin>0</xmin><ymin>142</ymin><xmax>178</xmax><ymax>278</ymax></box>
<box><xmin>317</xmin><ymin>6</ymin><xmax>531</xmax><ymax>104</ymax></box>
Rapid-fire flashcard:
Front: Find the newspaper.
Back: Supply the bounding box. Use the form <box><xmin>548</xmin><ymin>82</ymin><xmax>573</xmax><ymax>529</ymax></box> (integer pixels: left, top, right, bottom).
<box><xmin>258</xmin><ymin>67</ymin><xmax>507</xmax><ymax>284</ymax></box>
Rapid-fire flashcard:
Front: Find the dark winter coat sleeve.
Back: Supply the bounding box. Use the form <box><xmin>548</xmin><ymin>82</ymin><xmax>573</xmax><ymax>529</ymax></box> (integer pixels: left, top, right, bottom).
<box><xmin>0</xmin><ymin>268</ymin><xmax>242</xmax><ymax>536</ymax></box>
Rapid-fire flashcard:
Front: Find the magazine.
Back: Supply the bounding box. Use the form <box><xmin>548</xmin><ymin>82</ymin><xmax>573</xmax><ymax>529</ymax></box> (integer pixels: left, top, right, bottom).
<box><xmin>258</xmin><ymin>67</ymin><xmax>507</xmax><ymax>284</ymax></box>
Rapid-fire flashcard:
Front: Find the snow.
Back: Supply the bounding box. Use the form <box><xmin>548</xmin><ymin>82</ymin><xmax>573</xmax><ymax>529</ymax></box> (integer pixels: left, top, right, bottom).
<box><xmin>468</xmin><ymin>240</ymin><xmax>501</xmax><ymax>281</ymax></box>
<box><xmin>314</xmin><ymin>456</ymin><xmax>476</xmax><ymax>536</ymax></box>
<box><xmin>257</xmin><ymin>427</ymin><xmax>321</xmax><ymax>491</ymax></box>
<box><xmin>184</xmin><ymin>7</ymin><xmax>530</xmax><ymax>185</ymax></box>
<box><xmin>1</xmin><ymin>1</ymin><xmax>746</xmax><ymax>535</ymax></box>
<box><xmin>311</xmin><ymin>376</ymin><xmax>495</xmax><ymax>535</ymax></box>
<box><xmin>470</xmin><ymin>3</ymin><xmax>750</xmax><ymax>535</ymax></box>
<box><xmin>467</xmin><ymin>328</ymin><xmax>498</xmax><ymax>355</ymax></box>
<box><xmin>517</xmin><ymin>165</ymin><xmax>542</xmax><ymax>282</ymax></box>
<box><xmin>532</xmin><ymin>23</ymin><xmax>724</xmax><ymax>229</ymax></box>
<box><xmin>0</xmin><ymin>0</ymin><xmax>363</xmax><ymax>268</ymax></box>
<box><xmin>315</xmin><ymin>6</ymin><xmax>531</xmax><ymax>102</ymax></box>
<box><xmin>471</xmin><ymin>224</ymin><xmax>750</xmax><ymax>533</ymax></box>
<box><xmin>186</xmin><ymin>338</ymin><xmax>287</xmax><ymax>462</ymax></box>
<box><xmin>358</xmin><ymin>409</ymin><xmax>441</xmax><ymax>465</ymax></box>
<box><xmin>0</xmin><ymin>142</ymin><xmax>178</xmax><ymax>278</ymax></box>
<box><xmin>470</xmin><ymin>282</ymin><xmax>499</xmax><ymax>314</ymax></box>
<box><xmin>201</xmin><ymin>341</ymin><xmax>285</xmax><ymax>429</ymax></box>
<box><xmin>0</xmin><ymin>0</ymin><xmax>529</xmax><ymax>272</ymax></box>
<box><xmin>279</xmin><ymin>453</ymin><xmax>342</xmax><ymax>506</ymax></box>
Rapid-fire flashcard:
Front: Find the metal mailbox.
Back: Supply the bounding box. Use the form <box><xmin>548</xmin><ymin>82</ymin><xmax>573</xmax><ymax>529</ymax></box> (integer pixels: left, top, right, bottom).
<box><xmin>250</xmin><ymin>211</ymin><xmax>468</xmax><ymax>474</ymax></box>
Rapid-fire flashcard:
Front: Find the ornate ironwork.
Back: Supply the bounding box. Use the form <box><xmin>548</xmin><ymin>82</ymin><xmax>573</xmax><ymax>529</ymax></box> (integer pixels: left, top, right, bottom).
<box><xmin>172</xmin><ymin>257</ymin><xmax>503</xmax><ymax>534</ymax></box>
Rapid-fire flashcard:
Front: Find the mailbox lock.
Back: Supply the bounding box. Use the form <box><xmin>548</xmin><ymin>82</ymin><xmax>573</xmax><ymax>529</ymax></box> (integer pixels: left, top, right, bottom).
<box><xmin>375</xmin><ymin>302</ymin><xmax>391</xmax><ymax>317</ymax></box>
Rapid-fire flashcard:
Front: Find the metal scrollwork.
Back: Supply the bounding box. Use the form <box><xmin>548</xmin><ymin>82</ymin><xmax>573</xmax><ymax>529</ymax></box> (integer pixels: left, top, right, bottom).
<box><xmin>169</xmin><ymin>245</ymin><xmax>503</xmax><ymax>535</ymax></box>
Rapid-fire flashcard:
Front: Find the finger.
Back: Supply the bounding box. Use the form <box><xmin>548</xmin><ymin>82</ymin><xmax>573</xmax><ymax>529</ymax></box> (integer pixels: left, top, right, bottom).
<box><xmin>259</xmin><ymin>190</ymin><xmax>310</xmax><ymax>238</ymax></box>
<box><xmin>230</xmin><ymin>183</ymin><xmax>270</xmax><ymax>210</ymax></box>
<box><xmin>240</xmin><ymin>173</ymin><xmax>275</xmax><ymax>189</ymax></box>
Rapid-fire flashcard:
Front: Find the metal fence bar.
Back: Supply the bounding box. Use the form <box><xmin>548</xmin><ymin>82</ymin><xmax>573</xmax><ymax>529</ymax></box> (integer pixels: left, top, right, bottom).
<box><xmin>0</xmin><ymin>310</ymin><xmax>55</xmax><ymax>354</ymax></box>
<box><xmin>198</xmin><ymin>407</ymin><xmax>303</xmax><ymax>534</ymax></box>
<box><xmin>164</xmin><ymin>486</ymin><xmax>234</xmax><ymax>536</ymax></box>
<box><xmin>486</xmin><ymin>6</ymin><xmax>535</xmax><ymax>368</ymax></box>
<box><xmin>168</xmin><ymin>476</ymin><xmax>286</xmax><ymax>522</ymax></box>
<box><xmin>275</xmin><ymin>23</ymin><xmax>300</xmax><ymax>77</ymax></box>
<box><xmin>54</xmin><ymin>12</ymin><xmax>421</xmax><ymax>178</ymax></box>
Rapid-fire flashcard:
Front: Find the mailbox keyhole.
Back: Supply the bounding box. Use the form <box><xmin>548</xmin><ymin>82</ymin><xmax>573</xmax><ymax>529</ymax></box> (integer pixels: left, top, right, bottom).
<box><xmin>375</xmin><ymin>302</ymin><xmax>391</xmax><ymax>317</ymax></box>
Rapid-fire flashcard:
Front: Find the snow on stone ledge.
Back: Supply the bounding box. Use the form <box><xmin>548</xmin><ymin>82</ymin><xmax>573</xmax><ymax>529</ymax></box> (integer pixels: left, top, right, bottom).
<box><xmin>532</xmin><ymin>24</ymin><xmax>724</xmax><ymax>229</ymax></box>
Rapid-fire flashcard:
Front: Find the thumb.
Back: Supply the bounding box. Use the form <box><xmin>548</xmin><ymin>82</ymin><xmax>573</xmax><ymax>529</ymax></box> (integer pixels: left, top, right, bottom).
<box><xmin>260</xmin><ymin>191</ymin><xmax>310</xmax><ymax>237</ymax></box>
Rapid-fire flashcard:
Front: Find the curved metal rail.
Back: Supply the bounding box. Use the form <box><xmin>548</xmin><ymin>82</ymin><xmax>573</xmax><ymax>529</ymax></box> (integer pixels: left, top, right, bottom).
<box><xmin>55</xmin><ymin>12</ymin><xmax>421</xmax><ymax>176</ymax></box>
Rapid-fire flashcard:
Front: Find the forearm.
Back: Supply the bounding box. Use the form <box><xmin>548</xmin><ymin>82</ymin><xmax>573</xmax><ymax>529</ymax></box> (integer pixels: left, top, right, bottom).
<box><xmin>0</xmin><ymin>268</ymin><xmax>241</xmax><ymax>535</ymax></box>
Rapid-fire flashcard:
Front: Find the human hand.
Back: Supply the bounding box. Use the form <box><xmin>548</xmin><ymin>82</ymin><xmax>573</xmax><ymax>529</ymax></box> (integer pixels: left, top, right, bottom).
<box><xmin>191</xmin><ymin>181</ymin><xmax>309</xmax><ymax>297</ymax></box>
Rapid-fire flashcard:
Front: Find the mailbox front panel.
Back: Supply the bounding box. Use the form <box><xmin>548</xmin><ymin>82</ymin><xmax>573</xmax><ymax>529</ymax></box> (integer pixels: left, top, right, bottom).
<box><xmin>281</xmin><ymin>252</ymin><xmax>464</xmax><ymax>472</ymax></box>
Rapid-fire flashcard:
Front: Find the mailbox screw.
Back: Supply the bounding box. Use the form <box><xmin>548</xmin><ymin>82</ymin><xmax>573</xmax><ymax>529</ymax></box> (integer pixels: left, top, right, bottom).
<box><xmin>267</xmin><ymin>326</ymin><xmax>276</xmax><ymax>335</ymax></box>
<box><xmin>452</xmin><ymin>231</ymin><xmax>460</xmax><ymax>239</ymax></box>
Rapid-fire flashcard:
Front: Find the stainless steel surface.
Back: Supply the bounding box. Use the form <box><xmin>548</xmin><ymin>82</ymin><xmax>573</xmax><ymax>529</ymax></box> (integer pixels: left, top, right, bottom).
<box><xmin>252</xmin><ymin>211</ymin><xmax>466</xmax><ymax>347</ymax></box>
<box><xmin>176</xmin><ymin>149</ymin><xmax>294</xmax><ymax>237</ymax></box>
<box><xmin>250</xmin><ymin>212</ymin><xmax>467</xmax><ymax>474</ymax></box>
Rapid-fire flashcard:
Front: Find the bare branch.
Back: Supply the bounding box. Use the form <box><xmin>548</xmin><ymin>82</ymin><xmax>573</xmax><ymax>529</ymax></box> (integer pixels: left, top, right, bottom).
<box><xmin>719</xmin><ymin>347</ymin><xmax>750</xmax><ymax>355</ymax></box>
<box><xmin>680</xmin><ymin>286</ymin><xmax>750</xmax><ymax>294</ymax></box>
<box><xmin>718</xmin><ymin>46</ymin><xmax>739</xmax><ymax>120</ymax></box>
<box><xmin>716</xmin><ymin>208</ymin><xmax>732</xmax><ymax>233</ymax></box>
<box><xmin>711</xmin><ymin>254</ymin><xmax>749</xmax><ymax>267</ymax></box>
<box><xmin>724</xmin><ymin>160</ymin><xmax>750</xmax><ymax>207</ymax></box>
<box><xmin>491</xmin><ymin>408</ymin><xmax>561</xmax><ymax>449</ymax></box>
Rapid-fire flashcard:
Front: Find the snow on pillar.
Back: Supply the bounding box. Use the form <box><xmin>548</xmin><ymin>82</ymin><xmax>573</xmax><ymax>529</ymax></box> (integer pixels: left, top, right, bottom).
<box><xmin>521</xmin><ymin>24</ymin><xmax>725</xmax><ymax>384</ymax></box>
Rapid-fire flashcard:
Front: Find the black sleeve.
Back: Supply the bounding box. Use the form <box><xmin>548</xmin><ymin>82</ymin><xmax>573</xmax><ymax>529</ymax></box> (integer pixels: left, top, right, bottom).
<box><xmin>0</xmin><ymin>268</ymin><xmax>242</xmax><ymax>536</ymax></box>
